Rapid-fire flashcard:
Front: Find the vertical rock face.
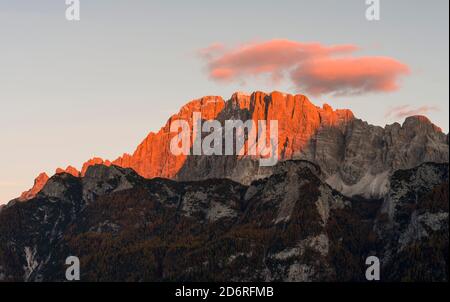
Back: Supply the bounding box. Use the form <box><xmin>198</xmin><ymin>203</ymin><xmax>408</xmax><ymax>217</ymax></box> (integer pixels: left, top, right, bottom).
<box><xmin>83</xmin><ymin>91</ymin><xmax>355</xmax><ymax>183</ymax></box>
<box><xmin>322</xmin><ymin>115</ymin><xmax>449</xmax><ymax>197</ymax></box>
<box><xmin>113</xmin><ymin>95</ymin><xmax>226</xmax><ymax>179</ymax></box>
<box><xmin>16</xmin><ymin>91</ymin><xmax>449</xmax><ymax>201</ymax></box>
<box><xmin>122</xmin><ymin>91</ymin><xmax>355</xmax><ymax>182</ymax></box>
<box><xmin>172</xmin><ymin>92</ymin><xmax>447</xmax><ymax>198</ymax></box>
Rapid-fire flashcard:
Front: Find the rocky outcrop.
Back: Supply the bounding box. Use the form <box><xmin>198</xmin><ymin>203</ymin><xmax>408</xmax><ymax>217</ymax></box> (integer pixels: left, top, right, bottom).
<box><xmin>55</xmin><ymin>166</ymin><xmax>80</xmax><ymax>178</ymax></box>
<box><xmin>374</xmin><ymin>162</ymin><xmax>449</xmax><ymax>281</ymax></box>
<box><xmin>317</xmin><ymin>115</ymin><xmax>448</xmax><ymax>198</ymax></box>
<box><xmin>18</xmin><ymin>173</ymin><xmax>49</xmax><ymax>202</ymax></box>
<box><xmin>16</xmin><ymin>91</ymin><xmax>448</xmax><ymax>201</ymax></box>
<box><xmin>174</xmin><ymin>94</ymin><xmax>448</xmax><ymax>199</ymax></box>
<box><xmin>81</xmin><ymin>158</ymin><xmax>112</xmax><ymax>176</ymax></box>
<box><xmin>0</xmin><ymin>162</ymin><xmax>351</xmax><ymax>281</ymax></box>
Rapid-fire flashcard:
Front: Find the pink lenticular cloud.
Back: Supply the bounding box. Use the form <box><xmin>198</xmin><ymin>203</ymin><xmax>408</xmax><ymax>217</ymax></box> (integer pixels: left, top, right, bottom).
<box><xmin>200</xmin><ymin>39</ymin><xmax>410</xmax><ymax>96</ymax></box>
<box><xmin>210</xmin><ymin>68</ymin><xmax>235</xmax><ymax>81</ymax></box>
<box><xmin>291</xmin><ymin>56</ymin><xmax>410</xmax><ymax>96</ymax></box>
<box><xmin>385</xmin><ymin>105</ymin><xmax>439</xmax><ymax>119</ymax></box>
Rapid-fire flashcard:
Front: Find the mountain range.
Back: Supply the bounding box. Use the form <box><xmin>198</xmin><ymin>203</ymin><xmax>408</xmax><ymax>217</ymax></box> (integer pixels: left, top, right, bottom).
<box><xmin>17</xmin><ymin>91</ymin><xmax>449</xmax><ymax>201</ymax></box>
<box><xmin>0</xmin><ymin>91</ymin><xmax>448</xmax><ymax>282</ymax></box>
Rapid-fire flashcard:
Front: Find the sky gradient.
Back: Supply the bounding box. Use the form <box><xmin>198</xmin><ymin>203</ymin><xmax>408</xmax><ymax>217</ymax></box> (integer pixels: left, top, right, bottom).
<box><xmin>0</xmin><ymin>0</ymin><xmax>449</xmax><ymax>203</ymax></box>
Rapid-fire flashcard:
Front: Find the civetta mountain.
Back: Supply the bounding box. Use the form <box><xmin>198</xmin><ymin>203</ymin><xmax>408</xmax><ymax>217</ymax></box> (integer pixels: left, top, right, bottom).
<box><xmin>17</xmin><ymin>91</ymin><xmax>449</xmax><ymax>202</ymax></box>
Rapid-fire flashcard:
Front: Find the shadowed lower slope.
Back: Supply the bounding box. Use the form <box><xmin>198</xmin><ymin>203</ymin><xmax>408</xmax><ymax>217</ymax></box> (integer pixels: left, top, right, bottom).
<box><xmin>1</xmin><ymin>161</ymin><xmax>448</xmax><ymax>281</ymax></box>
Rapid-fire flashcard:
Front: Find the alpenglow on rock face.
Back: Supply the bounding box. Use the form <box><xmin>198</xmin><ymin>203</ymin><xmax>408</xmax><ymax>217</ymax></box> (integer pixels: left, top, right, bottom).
<box><xmin>18</xmin><ymin>173</ymin><xmax>49</xmax><ymax>202</ymax></box>
<box><xmin>17</xmin><ymin>91</ymin><xmax>449</xmax><ymax>201</ymax></box>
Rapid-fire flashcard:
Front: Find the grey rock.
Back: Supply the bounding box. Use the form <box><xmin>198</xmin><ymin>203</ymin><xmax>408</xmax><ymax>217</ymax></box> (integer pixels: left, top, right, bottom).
<box><xmin>177</xmin><ymin>115</ymin><xmax>448</xmax><ymax>199</ymax></box>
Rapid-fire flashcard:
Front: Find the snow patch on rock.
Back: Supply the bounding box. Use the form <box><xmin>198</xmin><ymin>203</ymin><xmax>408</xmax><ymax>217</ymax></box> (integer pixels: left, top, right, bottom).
<box><xmin>326</xmin><ymin>171</ymin><xmax>390</xmax><ymax>198</ymax></box>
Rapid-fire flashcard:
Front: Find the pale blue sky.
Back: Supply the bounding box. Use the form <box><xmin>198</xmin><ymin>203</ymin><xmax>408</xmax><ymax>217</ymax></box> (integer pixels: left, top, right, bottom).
<box><xmin>0</xmin><ymin>0</ymin><xmax>448</xmax><ymax>203</ymax></box>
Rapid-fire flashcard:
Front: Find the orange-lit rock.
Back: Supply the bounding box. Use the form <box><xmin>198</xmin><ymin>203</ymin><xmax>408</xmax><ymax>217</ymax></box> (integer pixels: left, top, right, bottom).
<box><xmin>81</xmin><ymin>158</ymin><xmax>111</xmax><ymax>176</ymax></box>
<box><xmin>18</xmin><ymin>173</ymin><xmax>49</xmax><ymax>201</ymax></box>
<box><xmin>113</xmin><ymin>91</ymin><xmax>355</xmax><ymax>179</ymax></box>
<box><xmin>113</xmin><ymin>95</ymin><xmax>226</xmax><ymax>179</ymax></box>
<box><xmin>55</xmin><ymin>165</ymin><xmax>81</xmax><ymax>177</ymax></box>
<box><xmin>17</xmin><ymin>91</ymin><xmax>447</xmax><ymax>201</ymax></box>
<box><xmin>14</xmin><ymin>92</ymin><xmax>359</xmax><ymax>200</ymax></box>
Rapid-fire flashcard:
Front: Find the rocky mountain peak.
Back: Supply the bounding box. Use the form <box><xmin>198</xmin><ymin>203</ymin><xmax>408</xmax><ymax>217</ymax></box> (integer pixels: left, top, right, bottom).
<box><xmin>15</xmin><ymin>91</ymin><xmax>448</xmax><ymax>202</ymax></box>
<box><xmin>55</xmin><ymin>165</ymin><xmax>80</xmax><ymax>177</ymax></box>
<box><xmin>81</xmin><ymin>158</ymin><xmax>112</xmax><ymax>176</ymax></box>
<box><xmin>39</xmin><ymin>173</ymin><xmax>81</xmax><ymax>202</ymax></box>
<box><xmin>402</xmin><ymin>115</ymin><xmax>443</xmax><ymax>133</ymax></box>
